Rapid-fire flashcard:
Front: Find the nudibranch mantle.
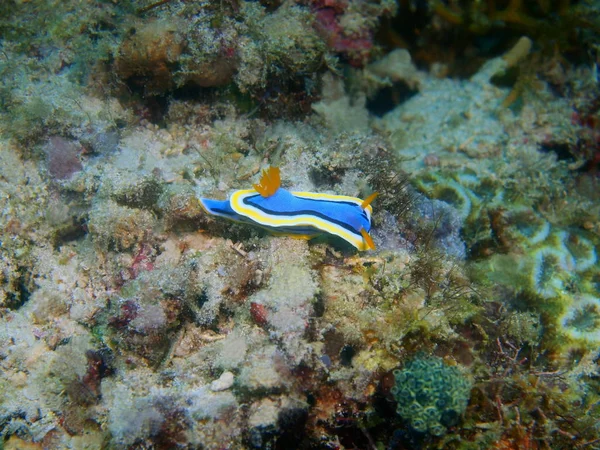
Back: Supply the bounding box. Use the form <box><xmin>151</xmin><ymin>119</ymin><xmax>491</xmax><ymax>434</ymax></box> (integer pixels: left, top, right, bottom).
<box><xmin>199</xmin><ymin>167</ymin><xmax>376</xmax><ymax>251</ymax></box>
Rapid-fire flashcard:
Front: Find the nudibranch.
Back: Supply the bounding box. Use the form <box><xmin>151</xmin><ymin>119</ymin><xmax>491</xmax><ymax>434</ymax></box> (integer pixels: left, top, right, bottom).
<box><xmin>199</xmin><ymin>167</ymin><xmax>377</xmax><ymax>251</ymax></box>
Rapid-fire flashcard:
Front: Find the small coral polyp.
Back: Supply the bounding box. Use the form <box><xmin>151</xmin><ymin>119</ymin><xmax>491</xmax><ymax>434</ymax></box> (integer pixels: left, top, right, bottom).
<box><xmin>505</xmin><ymin>208</ymin><xmax>550</xmax><ymax>245</ymax></box>
<box><xmin>465</xmin><ymin>177</ymin><xmax>503</xmax><ymax>205</ymax></box>
<box><xmin>529</xmin><ymin>245</ymin><xmax>572</xmax><ymax>299</ymax></box>
<box><xmin>559</xmin><ymin>294</ymin><xmax>600</xmax><ymax>342</ymax></box>
<box><xmin>432</xmin><ymin>181</ymin><xmax>472</xmax><ymax>220</ymax></box>
<box><xmin>581</xmin><ymin>271</ymin><xmax>600</xmax><ymax>298</ymax></box>
<box><xmin>558</xmin><ymin>231</ymin><xmax>597</xmax><ymax>272</ymax></box>
<box><xmin>414</xmin><ymin>173</ymin><xmax>472</xmax><ymax>219</ymax></box>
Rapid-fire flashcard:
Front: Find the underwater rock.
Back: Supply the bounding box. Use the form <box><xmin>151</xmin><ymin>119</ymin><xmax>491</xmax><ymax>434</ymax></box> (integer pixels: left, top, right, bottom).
<box><xmin>108</xmin><ymin>171</ymin><xmax>164</xmax><ymax>210</ymax></box>
<box><xmin>237</xmin><ymin>345</ymin><xmax>289</xmax><ymax>395</ymax></box>
<box><xmin>412</xmin><ymin>192</ymin><xmax>467</xmax><ymax>259</ymax></box>
<box><xmin>115</xmin><ymin>17</ymin><xmax>238</xmax><ymax>95</ymax></box>
<box><xmin>213</xmin><ymin>331</ymin><xmax>249</xmax><ymax>371</ymax></box>
<box><xmin>105</xmin><ymin>380</ymin><xmax>178</xmax><ymax>447</ymax></box>
<box><xmin>312</xmin><ymin>74</ymin><xmax>370</xmax><ymax>135</ymax></box>
<box><xmin>210</xmin><ymin>371</ymin><xmax>234</xmax><ymax>392</ymax></box>
<box><xmin>43</xmin><ymin>136</ymin><xmax>83</xmax><ymax>180</ymax></box>
<box><xmin>158</xmin><ymin>184</ymin><xmax>205</xmax><ymax>229</ymax></box>
<box><xmin>115</xmin><ymin>19</ymin><xmax>185</xmax><ymax>94</ymax></box>
<box><xmin>247</xmin><ymin>239</ymin><xmax>318</xmax><ymax>363</ymax></box>
<box><xmin>79</xmin><ymin>128</ymin><xmax>120</xmax><ymax>156</ymax></box>
<box><xmin>87</xmin><ymin>200</ymin><xmax>156</xmax><ymax>251</ymax></box>
<box><xmin>246</xmin><ymin>397</ymin><xmax>308</xmax><ymax>449</ymax></box>
<box><xmin>186</xmin><ymin>385</ymin><xmax>238</xmax><ymax>421</ymax></box>
<box><xmin>106</xmin><ymin>295</ymin><xmax>182</xmax><ymax>365</ymax></box>
<box><xmin>366</xmin><ymin>49</ymin><xmax>421</xmax><ymax>90</ymax></box>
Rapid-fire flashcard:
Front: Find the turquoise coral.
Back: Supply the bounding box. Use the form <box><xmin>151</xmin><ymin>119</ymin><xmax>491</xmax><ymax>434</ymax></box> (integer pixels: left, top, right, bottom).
<box><xmin>390</xmin><ymin>355</ymin><xmax>472</xmax><ymax>436</ymax></box>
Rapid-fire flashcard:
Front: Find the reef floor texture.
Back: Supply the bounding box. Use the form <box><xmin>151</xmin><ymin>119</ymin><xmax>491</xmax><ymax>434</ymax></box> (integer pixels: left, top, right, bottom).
<box><xmin>1</xmin><ymin>0</ymin><xmax>600</xmax><ymax>449</ymax></box>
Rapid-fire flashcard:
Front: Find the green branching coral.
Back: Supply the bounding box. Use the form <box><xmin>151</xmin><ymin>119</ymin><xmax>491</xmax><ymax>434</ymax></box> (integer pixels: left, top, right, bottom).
<box><xmin>391</xmin><ymin>355</ymin><xmax>472</xmax><ymax>436</ymax></box>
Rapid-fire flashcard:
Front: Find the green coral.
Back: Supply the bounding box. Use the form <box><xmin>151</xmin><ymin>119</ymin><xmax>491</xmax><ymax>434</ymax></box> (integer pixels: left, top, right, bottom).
<box><xmin>391</xmin><ymin>355</ymin><xmax>472</xmax><ymax>436</ymax></box>
<box><xmin>559</xmin><ymin>294</ymin><xmax>600</xmax><ymax>342</ymax></box>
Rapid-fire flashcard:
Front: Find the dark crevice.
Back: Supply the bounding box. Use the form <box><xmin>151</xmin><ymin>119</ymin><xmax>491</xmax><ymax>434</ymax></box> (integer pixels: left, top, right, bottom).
<box><xmin>5</xmin><ymin>267</ymin><xmax>32</xmax><ymax>310</ymax></box>
<box><xmin>367</xmin><ymin>81</ymin><xmax>418</xmax><ymax>117</ymax></box>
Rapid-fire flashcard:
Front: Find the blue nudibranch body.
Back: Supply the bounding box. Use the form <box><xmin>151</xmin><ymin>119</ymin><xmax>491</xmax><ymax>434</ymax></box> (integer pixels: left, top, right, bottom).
<box><xmin>199</xmin><ymin>167</ymin><xmax>377</xmax><ymax>251</ymax></box>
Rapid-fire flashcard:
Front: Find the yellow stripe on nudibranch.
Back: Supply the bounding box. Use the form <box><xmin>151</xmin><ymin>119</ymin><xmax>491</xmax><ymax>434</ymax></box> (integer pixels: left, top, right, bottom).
<box><xmin>200</xmin><ymin>167</ymin><xmax>377</xmax><ymax>251</ymax></box>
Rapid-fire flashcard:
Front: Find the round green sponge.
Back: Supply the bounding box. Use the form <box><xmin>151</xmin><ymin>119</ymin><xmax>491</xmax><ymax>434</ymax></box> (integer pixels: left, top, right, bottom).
<box><xmin>391</xmin><ymin>355</ymin><xmax>472</xmax><ymax>436</ymax></box>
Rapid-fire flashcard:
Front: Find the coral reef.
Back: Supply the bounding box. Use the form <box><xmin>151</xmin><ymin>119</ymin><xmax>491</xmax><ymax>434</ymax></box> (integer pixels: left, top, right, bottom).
<box><xmin>1</xmin><ymin>0</ymin><xmax>600</xmax><ymax>448</ymax></box>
